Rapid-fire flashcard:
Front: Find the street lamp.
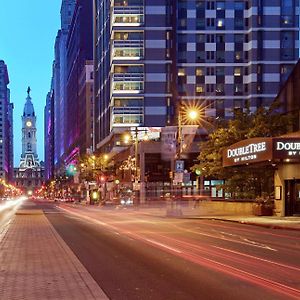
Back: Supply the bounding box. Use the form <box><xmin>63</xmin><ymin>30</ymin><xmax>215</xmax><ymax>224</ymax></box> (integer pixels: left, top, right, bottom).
<box><xmin>122</xmin><ymin>128</ymin><xmax>149</xmax><ymax>196</ymax></box>
<box><xmin>178</xmin><ymin>104</ymin><xmax>203</xmax><ymax>159</ymax></box>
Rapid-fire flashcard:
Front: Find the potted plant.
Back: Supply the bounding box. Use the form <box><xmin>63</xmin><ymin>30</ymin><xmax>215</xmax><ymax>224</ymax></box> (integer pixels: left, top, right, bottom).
<box><xmin>253</xmin><ymin>194</ymin><xmax>274</xmax><ymax>216</ymax></box>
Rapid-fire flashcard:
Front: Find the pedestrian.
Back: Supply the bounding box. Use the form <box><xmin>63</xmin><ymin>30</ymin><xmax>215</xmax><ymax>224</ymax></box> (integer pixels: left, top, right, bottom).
<box><xmin>193</xmin><ymin>198</ymin><xmax>200</xmax><ymax>209</ymax></box>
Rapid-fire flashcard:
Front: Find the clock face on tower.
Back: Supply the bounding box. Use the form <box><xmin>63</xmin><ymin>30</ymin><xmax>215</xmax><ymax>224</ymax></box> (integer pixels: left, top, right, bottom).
<box><xmin>26</xmin><ymin>121</ymin><xmax>32</xmax><ymax>127</ymax></box>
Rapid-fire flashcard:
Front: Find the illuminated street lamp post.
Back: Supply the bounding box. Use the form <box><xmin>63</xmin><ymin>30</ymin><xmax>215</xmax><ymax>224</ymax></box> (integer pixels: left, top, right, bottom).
<box><xmin>177</xmin><ymin>105</ymin><xmax>202</xmax><ymax>159</ymax></box>
<box><xmin>123</xmin><ymin>128</ymin><xmax>149</xmax><ymax>202</ymax></box>
<box><xmin>172</xmin><ymin>104</ymin><xmax>203</xmax><ymax>200</ymax></box>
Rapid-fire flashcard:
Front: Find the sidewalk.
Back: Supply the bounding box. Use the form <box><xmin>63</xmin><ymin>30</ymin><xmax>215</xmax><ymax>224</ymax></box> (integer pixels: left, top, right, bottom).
<box><xmin>0</xmin><ymin>203</ymin><xmax>108</xmax><ymax>300</ymax></box>
<box><xmin>208</xmin><ymin>215</ymin><xmax>300</xmax><ymax>231</ymax></box>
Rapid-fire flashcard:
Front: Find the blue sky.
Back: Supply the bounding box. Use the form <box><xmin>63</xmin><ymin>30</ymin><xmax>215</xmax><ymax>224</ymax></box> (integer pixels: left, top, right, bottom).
<box><xmin>0</xmin><ymin>0</ymin><xmax>61</xmax><ymax>166</ymax></box>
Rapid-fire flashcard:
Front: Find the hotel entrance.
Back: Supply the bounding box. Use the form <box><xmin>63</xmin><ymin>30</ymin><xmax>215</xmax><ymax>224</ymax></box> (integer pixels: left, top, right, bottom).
<box><xmin>285</xmin><ymin>180</ymin><xmax>300</xmax><ymax>216</ymax></box>
<box><xmin>223</xmin><ymin>135</ymin><xmax>300</xmax><ymax>216</ymax></box>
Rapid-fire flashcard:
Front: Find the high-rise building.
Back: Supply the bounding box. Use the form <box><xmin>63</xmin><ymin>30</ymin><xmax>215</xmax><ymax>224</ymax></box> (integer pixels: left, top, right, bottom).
<box><xmin>14</xmin><ymin>89</ymin><xmax>44</xmax><ymax>191</ymax></box>
<box><xmin>94</xmin><ymin>0</ymin><xmax>171</xmax><ymax>150</ymax></box>
<box><xmin>53</xmin><ymin>0</ymin><xmax>76</xmax><ymax>173</ymax></box>
<box><xmin>65</xmin><ymin>0</ymin><xmax>93</xmax><ymax>165</ymax></box>
<box><xmin>7</xmin><ymin>102</ymin><xmax>14</xmax><ymax>181</ymax></box>
<box><xmin>44</xmin><ymin>75</ymin><xmax>55</xmax><ymax>182</ymax></box>
<box><xmin>93</xmin><ymin>0</ymin><xmax>299</xmax><ymax>183</ymax></box>
<box><xmin>0</xmin><ymin>60</ymin><xmax>14</xmax><ymax>182</ymax></box>
<box><xmin>94</xmin><ymin>0</ymin><xmax>299</xmax><ymax>137</ymax></box>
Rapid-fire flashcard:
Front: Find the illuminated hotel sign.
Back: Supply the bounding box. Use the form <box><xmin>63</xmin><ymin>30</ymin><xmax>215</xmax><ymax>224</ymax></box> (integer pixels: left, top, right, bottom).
<box><xmin>223</xmin><ymin>137</ymin><xmax>300</xmax><ymax>167</ymax></box>
<box><xmin>223</xmin><ymin>138</ymin><xmax>272</xmax><ymax>167</ymax></box>
<box><xmin>274</xmin><ymin>138</ymin><xmax>300</xmax><ymax>159</ymax></box>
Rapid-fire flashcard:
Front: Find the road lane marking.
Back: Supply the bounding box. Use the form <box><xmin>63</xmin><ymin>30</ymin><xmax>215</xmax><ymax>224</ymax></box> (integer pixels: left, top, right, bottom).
<box><xmin>172</xmin><ymin>224</ymin><xmax>277</xmax><ymax>251</ymax></box>
<box><xmin>144</xmin><ymin>238</ymin><xmax>182</xmax><ymax>254</ymax></box>
<box><xmin>218</xmin><ymin>231</ymin><xmax>277</xmax><ymax>251</ymax></box>
<box><xmin>213</xmin><ymin>245</ymin><xmax>300</xmax><ymax>272</ymax></box>
<box><xmin>181</xmin><ymin>251</ymin><xmax>300</xmax><ymax>299</ymax></box>
<box><xmin>57</xmin><ymin>205</ymin><xmax>300</xmax><ymax>297</ymax></box>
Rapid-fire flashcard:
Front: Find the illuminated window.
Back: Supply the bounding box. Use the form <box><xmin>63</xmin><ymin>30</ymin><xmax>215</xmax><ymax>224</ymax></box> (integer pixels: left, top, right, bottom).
<box><xmin>196</xmin><ymin>68</ymin><xmax>204</xmax><ymax>76</ymax></box>
<box><xmin>196</xmin><ymin>85</ymin><xmax>204</xmax><ymax>94</ymax></box>
<box><xmin>217</xmin><ymin>19</ymin><xmax>224</xmax><ymax>28</ymax></box>
<box><xmin>234</xmin><ymin>68</ymin><xmax>242</xmax><ymax>76</ymax></box>
<box><xmin>178</xmin><ymin>68</ymin><xmax>186</xmax><ymax>76</ymax></box>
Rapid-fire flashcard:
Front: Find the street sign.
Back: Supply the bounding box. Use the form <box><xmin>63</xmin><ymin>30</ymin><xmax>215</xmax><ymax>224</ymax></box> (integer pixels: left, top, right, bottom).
<box><xmin>173</xmin><ymin>172</ymin><xmax>183</xmax><ymax>184</ymax></box>
<box><xmin>183</xmin><ymin>172</ymin><xmax>191</xmax><ymax>184</ymax></box>
<box><xmin>175</xmin><ymin>160</ymin><xmax>184</xmax><ymax>173</ymax></box>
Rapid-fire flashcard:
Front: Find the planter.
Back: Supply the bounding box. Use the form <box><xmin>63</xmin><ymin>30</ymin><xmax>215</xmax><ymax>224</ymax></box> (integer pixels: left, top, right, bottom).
<box><xmin>253</xmin><ymin>204</ymin><xmax>273</xmax><ymax>216</ymax></box>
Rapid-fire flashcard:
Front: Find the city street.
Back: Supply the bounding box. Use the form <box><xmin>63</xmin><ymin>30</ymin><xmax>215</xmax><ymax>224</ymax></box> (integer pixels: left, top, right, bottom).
<box><xmin>35</xmin><ymin>201</ymin><xmax>300</xmax><ymax>300</ymax></box>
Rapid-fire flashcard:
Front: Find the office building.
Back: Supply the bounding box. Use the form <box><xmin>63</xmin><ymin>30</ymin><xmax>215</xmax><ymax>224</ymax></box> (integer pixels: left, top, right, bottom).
<box><xmin>65</xmin><ymin>0</ymin><xmax>93</xmax><ymax>165</ymax></box>
<box><xmin>93</xmin><ymin>1</ymin><xmax>299</xmax><ymax>183</ymax></box>
<box><xmin>53</xmin><ymin>0</ymin><xmax>76</xmax><ymax>173</ymax></box>
<box><xmin>0</xmin><ymin>60</ymin><xmax>14</xmax><ymax>182</ymax></box>
<box><xmin>44</xmin><ymin>75</ymin><xmax>55</xmax><ymax>182</ymax></box>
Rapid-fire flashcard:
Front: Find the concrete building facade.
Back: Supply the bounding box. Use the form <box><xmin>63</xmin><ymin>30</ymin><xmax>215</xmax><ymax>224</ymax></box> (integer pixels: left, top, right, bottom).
<box><xmin>53</xmin><ymin>0</ymin><xmax>76</xmax><ymax>173</ymax></box>
<box><xmin>92</xmin><ymin>0</ymin><xmax>299</xmax><ymax>192</ymax></box>
<box><xmin>94</xmin><ymin>0</ymin><xmax>299</xmax><ymax>146</ymax></box>
<box><xmin>65</xmin><ymin>0</ymin><xmax>93</xmax><ymax>165</ymax></box>
<box><xmin>44</xmin><ymin>78</ymin><xmax>55</xmax><ymax>182</ymax></box>
<box><xmin>0</xmin><ymin>60</ymin><xmax>14</xmax><ymax>182</ymax></box>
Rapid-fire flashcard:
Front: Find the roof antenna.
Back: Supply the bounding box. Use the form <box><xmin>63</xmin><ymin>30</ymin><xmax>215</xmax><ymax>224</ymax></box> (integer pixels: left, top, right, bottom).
<box><xmin>27</xmin><ymin>86</ymin><xmax>31</xmax><ymax>97</ymax></box>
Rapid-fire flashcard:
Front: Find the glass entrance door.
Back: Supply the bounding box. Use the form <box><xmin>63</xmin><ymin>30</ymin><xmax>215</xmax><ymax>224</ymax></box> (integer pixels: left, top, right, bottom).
<box><xmin>285</xmin><ymin>180</ymin><xmax>300</xmax><ymax>216</ymax></box>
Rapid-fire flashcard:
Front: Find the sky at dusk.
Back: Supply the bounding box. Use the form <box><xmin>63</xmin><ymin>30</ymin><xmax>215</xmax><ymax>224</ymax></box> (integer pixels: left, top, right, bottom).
<box><xmin>0</xmin><ymin>1</ymin><xmax>61</xmax><ymax>166</ymax></box>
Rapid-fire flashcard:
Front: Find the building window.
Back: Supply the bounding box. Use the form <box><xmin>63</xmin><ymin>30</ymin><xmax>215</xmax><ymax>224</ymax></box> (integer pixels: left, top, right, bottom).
<box><xmin>216</xmin><ymin>19</ymin><xmax>225</xmax><ymax>29</ymax></box>
<box><xmin>196</xmin><ymin>68</ymin><xmax>204</xmax><ymax>76</ymax></box>
<box><xmin>216</xmin><ymin>84</ymin><xmax>224</xmax><ymax>95</ymax></box>
<box><xmin>234</xmin><ymin>67</ymin><xmax>242</xmax><ymax>76</ymax></box>
<box><xmin>235</xmin><ymin>51</ymin><xmax>243</xmax><ymax>62</ymax></box>
<box><xmin>234</xmin><ymin>84</ymin><xmax>243</xmax><ymax>94</ymax></box>
<box><xmin>281</xmin><ymin>0</ymin><xmax>294</xmax><ymax>26</ymax></box>
<box><xmin>196</xmin><ymin>85</ymin><xmax>204</xmax><ymax>94</ymax></box>
<box><xmin>216</xmin><ymin>51</ymin><xmax>225</xmax><ymax>63</ymax></box>
<box><xmin>178</xmin><ymin>68</ymin><xmax>186</xmax><ymax>77</ymax></box>
<box><xmin>216</xmin><ymin>1</ymin><xmax>225</xmax><ymax>10</ymax></box>
<box><xmin>281</xmin><ymin>31</ymin><xmax>294</xmax><ymax>60</ymax></box>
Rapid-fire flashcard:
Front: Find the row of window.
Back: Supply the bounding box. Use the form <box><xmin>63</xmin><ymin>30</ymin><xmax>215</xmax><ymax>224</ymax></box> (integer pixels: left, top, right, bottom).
<box><xmin>178</xmin><ymin>16</ymin><xmax>246</xmax><ymax>30</ymax></box>
<box><xmin>178</xmin><ymin>66</ymin><xmax>245</xmax><ymax>77</ymax></box>
<box><xmin>178</xmin><ymin>83</ymin><xmax>247</xmax><ymax>95</ymax></box>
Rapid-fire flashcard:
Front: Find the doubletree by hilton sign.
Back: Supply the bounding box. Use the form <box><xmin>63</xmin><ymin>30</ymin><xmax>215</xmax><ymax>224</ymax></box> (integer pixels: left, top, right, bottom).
<box><xmin>223</xmin><ymin>137</ymin><xmax>300</xmax><ymax>167</ymax></box>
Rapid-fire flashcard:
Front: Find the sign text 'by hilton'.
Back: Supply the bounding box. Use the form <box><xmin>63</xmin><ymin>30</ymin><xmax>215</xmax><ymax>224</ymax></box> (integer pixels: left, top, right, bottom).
<box><xmin>224</xmin><ymin>137</ymin><xmax>300</xmax><ymax>167</ymax></box>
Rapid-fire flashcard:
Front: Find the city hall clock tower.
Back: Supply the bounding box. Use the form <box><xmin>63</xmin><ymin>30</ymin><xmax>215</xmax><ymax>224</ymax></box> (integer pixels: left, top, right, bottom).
<box><xmin>20</xmin><ymin>87</ymin><xmax>39</xmax><ymax>167</ymax></box>
<box><xmin>14</xmin><ymin>88</ymin><xmax>44</xmax><ymax>192</ymax></box>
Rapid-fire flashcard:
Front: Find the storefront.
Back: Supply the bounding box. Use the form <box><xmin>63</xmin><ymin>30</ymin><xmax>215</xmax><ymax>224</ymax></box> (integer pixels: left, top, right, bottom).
<box><xmin>223</xmin><ymin>135</ymin><xmax>300</xmax><ymax>216</ymax></box>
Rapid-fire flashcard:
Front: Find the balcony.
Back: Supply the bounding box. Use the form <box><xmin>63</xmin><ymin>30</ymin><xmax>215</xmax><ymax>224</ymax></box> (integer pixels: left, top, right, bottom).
<box><xmin>112</xmin><ymin>106</ymin><xmax>144</xmax><ymax>127</ymax></box>
<box><xmin>112</xmin><ymin>73</ymin><xmax>144</xmax><ymax>94</ymax></box>
<box><xmin>112</xmin><ymin>40</ymin><xmax>144</xmax><ymax>60</ymax></box>
<box><xmin>112</xmin><ymin>6</ymin><xmax>144</xmax><ymax>27</ymax></box>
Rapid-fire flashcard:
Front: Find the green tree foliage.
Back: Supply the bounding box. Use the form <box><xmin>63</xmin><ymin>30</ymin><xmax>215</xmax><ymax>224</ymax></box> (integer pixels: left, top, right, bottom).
<box><xmin>78</xmin><ymin>155</ymin><xmax>107</xmax><ymax>182</ymax></box>
<box><xmin>193</xmin><ymin>101</ymin><xmax>294</xmax><ymax>199</ymax></box>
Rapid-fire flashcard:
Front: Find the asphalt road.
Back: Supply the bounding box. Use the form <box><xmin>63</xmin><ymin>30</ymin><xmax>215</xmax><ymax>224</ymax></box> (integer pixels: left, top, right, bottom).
<box><xmin>37</xmin><ymin>202</ymin><xmax>300</xmax><ymax>300</ymax></box>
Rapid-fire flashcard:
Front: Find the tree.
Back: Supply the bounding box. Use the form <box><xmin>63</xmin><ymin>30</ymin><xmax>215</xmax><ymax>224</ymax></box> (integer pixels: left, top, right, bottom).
<box><xmin>193</xmin><ymin>101</ymin><xmax>295</xmax><ymax>199</ymax></box>
<box><xmin>78</xmin><ymin>154</ymin><xmax>108</xmax><ymax>182</ymax></box>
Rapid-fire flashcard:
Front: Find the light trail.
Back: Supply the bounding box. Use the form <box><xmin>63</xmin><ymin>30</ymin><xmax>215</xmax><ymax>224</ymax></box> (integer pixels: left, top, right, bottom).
<box><xmin>0</xmin><ymin>196</ymin><xmax>27</xmax><ymax>213</ymax></box>
<box><xmin>57</xmin><ymin>205</ymin><xmax>300</xmax><ymax>299</ymax></box>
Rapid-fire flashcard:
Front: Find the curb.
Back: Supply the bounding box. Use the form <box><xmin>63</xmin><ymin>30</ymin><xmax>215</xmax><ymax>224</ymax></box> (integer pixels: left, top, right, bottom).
<box><xmin>206</xmin><ymin>217</ymin><xmax>300</xmax><ymax>231</ymax></box>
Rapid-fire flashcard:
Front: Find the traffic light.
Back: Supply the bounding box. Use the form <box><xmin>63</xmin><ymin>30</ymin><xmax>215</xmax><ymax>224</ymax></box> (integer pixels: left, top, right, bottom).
<box><xmin>169</xmin><ymin>171</ymin><xmax>173</xmax><ymax>179</ymax></box>
<box><xmin>66</xmin><ymin>164</ymin><xmax>77</xmax><ymax>176</ymax></box>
